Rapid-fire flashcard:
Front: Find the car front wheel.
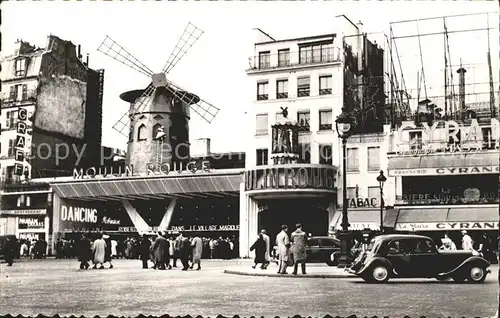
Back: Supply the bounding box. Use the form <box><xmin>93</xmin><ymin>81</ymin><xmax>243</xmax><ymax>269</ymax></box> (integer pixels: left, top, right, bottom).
<box><xmin>370</xmin><ymin>265</ymin><xmax>390</xmax><ymax>283</ymax></box>
<box><xmin>467</xmin><ymin>266</ymin><xmax>487</xmax><ymax>283</ymax></box>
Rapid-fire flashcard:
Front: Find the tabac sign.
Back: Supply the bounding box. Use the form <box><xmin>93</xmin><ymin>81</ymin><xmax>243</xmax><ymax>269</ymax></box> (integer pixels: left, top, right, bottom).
<box><xmin>395</xmin><ymin>118</ymin><xmax>500</xmax><ymax>155</ymax></box>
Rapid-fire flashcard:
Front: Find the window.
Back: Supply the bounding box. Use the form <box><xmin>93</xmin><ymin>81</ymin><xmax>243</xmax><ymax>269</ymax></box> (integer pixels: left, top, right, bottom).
<box><xmin>297</xmin><ymin>77</ymin><xmax>310</xmax><ymax>97</ymax></box>
<box><xmin>368</xmin><ymin>186</ymin><xmax>380</xmax><ymax>204</ymax></box>
<box><xmin>297</xmin><ymin>111</ymin><xmax>310</xmax><ymax>132</ymax></box>
<box><xmin>299</xmin><ymin>43</ymin><xmax>334</xmax><ymax>64</ymax></box>
<box><xmin>320</xmin><ymin>238</ymin><xmax>338</xmax><ymax>247</ymax></box>
<box><xmin>307</xmin><ymin>238</ymin><xmax>320</xmax><ymax>247</ymax></box>
<box><xmin>22</xmin><ymin>84</ymin><xmax>28</xmax><ymax>101</ymax></box>
<box><xmin>346</xmin><ymin>187</ymin><xmax>357</xmax><ymax>199</ymax></box>
<box><xmin>299</xmin><ymin>143</ymin><xmax>311</xmax><ymax>163</ymax></box>
<box><xmin>257</xmin><ymin>82</ymin><xmax>269</xmax><ymax>100</ymax></box>
<box><xmin>137</xmin><ymin>124</ymin><xmax>147</xmax><ymax>141</ymax></box>
<box><xmin>255</xmin><ymin>114</ymin><xmax>268</xmax><ymax>135</ymax></box>
<box><xmin>346</xmin><ymin>148</ymin><xmax>359</xmax><ymax>172</ymax></box>
<box><xmin>319</xmin><ymin>110</ymin><xmax>332</xmax><ymax>130</ymax></box>
<box><xmin>152</xmin><ymin>123</ymin><xmax>163</xmax><ymax>140</ymax></box>
<box><xmin>256</xmin><ymin>149</ymin><xmax>268</xmax><ymax>166</ymax></box>
<box><xmin>128</xmin><ymin>126</ymin><xmax>134</xmax><ymax>142</ymax></box>
<box><xmin>8</xmin><ymin>139</ymin><xmax>15</xmax><ymax>157</ymax></box>
<box><xmin>409</xmin><ymin>131</ymin><xmax>423</xmax><ymax>149</ymax></box>
<box><xmin>6</xmin><ymin>111</ymin><xmax>16</xmax><ymax>129</ymax></box>
<box><xmin>258</xmin><ymin>51</ymin><xmax>270</xmax><ymax>69</ymax></box>
<box><xmin>482</xmin><ymin>127</ymin><xmax>494</xmax><ymax>149</ymax></box>
<box><xmin>367</xmin><ymin>146</ymin><xmax>380</xmax><ymax>171</ymax></box>
<box><xmin>15</xmin><ymin>58</ymin><xmax>26</xmax><ymax>77</ymax></box>
<box><xmin>388</xmin><ymin>240</ymin><xmax>402</xmax><ymax>254</ymax></box>
<box><xmin>319</xmin><ymin>75</ymin><xmax>333</xmax><ymax>95</ymax></box>
<box><xmin>276</xmin><ymin>79</ymin><xmax>288</xmax><ymax>99</ymax></box>
<box><xmin>278</xmin><ymin>49</ymin><xmax>290</xmax><ymax>67</ymax></box>
<box><xmin>9</xmin><ymin>86</ymin><xmax>16</xmax><ymax>100</ymax></box>
<box><xmin>319</xmin><ymin>144</ymin><xmax>332</xmax><ymax>165</ymax></box>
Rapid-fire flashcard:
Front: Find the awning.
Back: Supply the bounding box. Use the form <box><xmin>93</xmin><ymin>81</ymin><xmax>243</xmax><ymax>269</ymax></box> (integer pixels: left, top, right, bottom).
<box><xmin>394</xmin><ymin>206</ymin><xmax>498</xmax><ymax>231</ymax></box>
<box><xmin>332</xmin><ymin>208</ymin><xmax>392</xmax><ymax>231</ymax></box>
<box><xmin>51</xmin><ymin>172</ymin><xmax>243</xmax><ymax>200</ymax></box>
<box><xmin>388</xmin><ymin>151</ymin><xmax>500</xmax><ymax>176</ymax></box>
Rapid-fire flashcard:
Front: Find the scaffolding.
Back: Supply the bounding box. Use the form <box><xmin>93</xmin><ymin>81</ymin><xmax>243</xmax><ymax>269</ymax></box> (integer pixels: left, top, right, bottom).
<box><xmin>388</xmin><ymin>11</ymin><xmax>499</xmax><ymax>123</ymax></box>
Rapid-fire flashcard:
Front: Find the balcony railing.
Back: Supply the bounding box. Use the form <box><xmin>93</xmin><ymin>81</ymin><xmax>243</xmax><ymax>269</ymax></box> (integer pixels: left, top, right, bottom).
<box><xmin>247</xmin><ymin>48</ymin><xmax>341</xmax><ymax>71</ymax></box>
<box><xmin>1</xmin><ymin>90</ymin><xmax>37</xmax><ymax>107</ymax></box>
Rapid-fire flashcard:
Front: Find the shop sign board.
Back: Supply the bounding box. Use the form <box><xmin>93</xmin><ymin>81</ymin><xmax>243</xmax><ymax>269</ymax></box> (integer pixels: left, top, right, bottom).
<box><xmin>0</xmin><ymin>209</ymin><xmax>46</xmax><ymax>216</ymax></box>
<box><xmin>73</xmin><ymin>160</ymin><xmax>210</xmax><ymax>179</ymax></box>
<box><xmin>18</xmin><ymin>217</ymin><xmax>45</xmax><ymax>230</ymax></box>
<box><xmin>244</xmin><ymin>166</ymin><xmax>336</xmax><ymax>191</ymax></box>
<box><xmin>333</xmin><ymin>223</ymin><xmax>379</xmax><ymax>231</ymax></box>
<box><xmin>395</xmin><ymin>222</ymin><xmax>499</xmax><ymax>231</ymax></box>
<box><xmin>14</xmin><ymin>108</ymin><xmax>29</xmax><ymax>176</ymax></box>
<box><xmin>58</xmin><ymin>202</ymin><xmax>127</xmax><ymax>232</ymax></box>
<box><xmin>348</xmin><ymin>197</ymin><xmax>378</xmax><ymax>208</ymax></box>
<box><xmin>395</xmin><ymin>119</ymin><xmax>499</xmax><ymax>155</ymax></box>
<box><xmin>117</xmin><ymin>225</ymin><xmax>240</xmax><ymax>233</ymax></box>
<box><xmin>389</xmin><ymin>165</ymin><xmax>500</xmax><ymax>177</ymax></box>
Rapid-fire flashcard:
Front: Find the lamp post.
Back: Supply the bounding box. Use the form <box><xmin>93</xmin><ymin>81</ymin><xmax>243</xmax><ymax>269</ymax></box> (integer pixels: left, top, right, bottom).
<box><xmin>377</xmin><ymin>170</ymin><xmax>387</xmax><ymax>234</ymax></box>
<box><xmin>335</xmin><ymin>106</ymin><xmax>356</xmax><ymax>268</ymax></box>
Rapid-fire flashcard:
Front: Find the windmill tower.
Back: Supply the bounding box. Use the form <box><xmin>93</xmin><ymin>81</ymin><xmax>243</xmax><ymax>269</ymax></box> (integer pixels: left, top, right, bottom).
<box><xmin>98</xmin><ymin>22</ymin><xmax>219</xmax><ymax>173</ymax></box>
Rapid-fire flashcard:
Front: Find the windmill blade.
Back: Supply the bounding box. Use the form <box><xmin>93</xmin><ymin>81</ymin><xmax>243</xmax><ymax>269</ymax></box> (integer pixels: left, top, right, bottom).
<box><xmin>98</xmin><ymin>36</ymin><xmax>154</xmax><ymax>77</ymax></box>
<box><xmin>161</xmin><ymin>22</ymin><xmax>204</xmax><ymax>75</ymax></box>
<box><xmin>111</xmin><ymin>84</ymin><xmax>157</xmax><ymax>136</ymax></box>
<box><xmin>162</xmin><ymin>81</ymin><xmax>219</xmax><ymax>123</ymax></box>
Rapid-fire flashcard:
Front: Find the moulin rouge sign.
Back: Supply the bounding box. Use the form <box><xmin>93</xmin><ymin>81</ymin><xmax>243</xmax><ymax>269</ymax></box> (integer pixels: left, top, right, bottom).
<box><xmin>395</xmin><ymin>118</ymin><xmax>499</xmax><ymax>156</ymax></box>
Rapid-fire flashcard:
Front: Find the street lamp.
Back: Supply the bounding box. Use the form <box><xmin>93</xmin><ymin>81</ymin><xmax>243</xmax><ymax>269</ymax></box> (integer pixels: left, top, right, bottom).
<box><xmin>377</xmin><ymin>170</ymin><xmax>387</xmax><ymax>234</ymax></box>
<box><xmin>335</xmin><ymin>106</ymin><xmax>356</xmax><ymax>268</ymax></box>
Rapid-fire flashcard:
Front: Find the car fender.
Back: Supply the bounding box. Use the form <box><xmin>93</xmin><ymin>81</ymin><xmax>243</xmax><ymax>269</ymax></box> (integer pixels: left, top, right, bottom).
<box><xmin>357</xmin><ymin>257</ymin><xmax>393</xmax><ymax>276</ymax></box>
<box><xmin>437</xmin><ymin>256</ymin><xmax>490</xmax><ymax>278</ymax></box>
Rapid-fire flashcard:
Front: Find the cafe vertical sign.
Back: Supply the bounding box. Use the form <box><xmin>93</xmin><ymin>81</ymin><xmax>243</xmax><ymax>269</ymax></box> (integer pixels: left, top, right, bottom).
<box><xmin>14</xmin><ymin>108</ymin><xmax>29</xmax><ymax>176</ymax></box>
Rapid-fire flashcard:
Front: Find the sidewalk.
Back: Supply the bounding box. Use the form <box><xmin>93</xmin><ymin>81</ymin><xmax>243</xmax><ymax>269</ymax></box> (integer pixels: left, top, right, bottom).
<box><xmin>224</xmin><ymin>261</ymin><xmax>356</xmax><ymax>278</ymax></box>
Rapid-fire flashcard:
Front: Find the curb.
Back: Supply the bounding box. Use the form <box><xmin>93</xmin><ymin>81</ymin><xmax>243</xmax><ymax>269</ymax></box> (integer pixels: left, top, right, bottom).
<box><xmin>224</xmin><ymin>269</ymin><xmax>356</xmax><ymax>279</ymax></box>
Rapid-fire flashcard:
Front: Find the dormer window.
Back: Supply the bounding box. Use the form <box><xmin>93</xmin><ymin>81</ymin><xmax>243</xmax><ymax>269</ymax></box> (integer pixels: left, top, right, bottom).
<box><xmin>15</xmin><ymin>58</ymin><xmax>27</xmax><ymax>77</ymax></box>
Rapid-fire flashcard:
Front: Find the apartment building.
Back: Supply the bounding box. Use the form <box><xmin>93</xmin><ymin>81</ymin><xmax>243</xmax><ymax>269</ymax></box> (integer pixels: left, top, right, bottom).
<box><xmin>240</xmin><ymin>15</ymin><xmax>389</xmax><ymax>255</ymax></box>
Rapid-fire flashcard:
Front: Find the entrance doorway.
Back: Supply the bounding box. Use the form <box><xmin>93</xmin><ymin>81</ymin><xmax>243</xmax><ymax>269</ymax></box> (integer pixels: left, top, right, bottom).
<box><xmin>257</xmin><ymin>199</ymin><xmax>329</xmax><ymax>243</ymax></box>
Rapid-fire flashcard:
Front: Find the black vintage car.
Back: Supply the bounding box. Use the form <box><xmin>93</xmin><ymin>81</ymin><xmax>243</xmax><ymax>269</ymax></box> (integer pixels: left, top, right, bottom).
<box><xmin>306</xmin><ymin>236</ymin><xmax>341</xmax><ymax>266</ymax></box>
<box><xmin>349</xmin><ymin>234</ymin><xmax>491</xmax><ymax>284</ymax></box>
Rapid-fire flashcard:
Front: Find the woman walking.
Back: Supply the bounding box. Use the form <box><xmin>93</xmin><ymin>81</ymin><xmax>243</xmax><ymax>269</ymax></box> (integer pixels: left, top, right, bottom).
<box><xmin>250</xmin><ymin>233</ymin><xmax>267</xmax><ymax>269</ymax></box>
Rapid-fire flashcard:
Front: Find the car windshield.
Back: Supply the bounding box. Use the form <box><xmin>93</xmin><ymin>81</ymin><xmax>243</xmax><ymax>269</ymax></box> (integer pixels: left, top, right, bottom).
<box><xmin>366</xmin><ymin>238</ymin><xmax>380</xmax><ymax>252</ymax></box>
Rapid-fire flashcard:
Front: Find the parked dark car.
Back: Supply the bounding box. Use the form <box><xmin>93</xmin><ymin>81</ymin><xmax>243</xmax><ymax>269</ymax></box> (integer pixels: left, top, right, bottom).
<box><xmin>349</xmin><ymin>234</ymin><xmax>491</xmax><ymax>284</ymax></box>
<box><xmin>305</xmin><ymin>236</ymin><xmax>341</xmax><ymax>266</ymax></box>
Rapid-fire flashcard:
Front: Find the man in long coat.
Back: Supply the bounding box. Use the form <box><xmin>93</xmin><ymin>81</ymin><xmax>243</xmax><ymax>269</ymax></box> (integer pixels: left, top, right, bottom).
<box><xmin>190</xmin><ymin>233</ymin><xmax>203</xmax><ymax>270</ymax></box>
<box><xmin>77</xmin><ymin>233</ymin><xmax>92</xmax><ymax>270</ymax></box>
<box><xmin>3</xmin><ymin>236</ymin><xmax>17</xmax><ymax>266</ymax></box>
<box><xmin>139</xmin><ymin>234</ymin><xmax>152</xmax><ymax>269</ymax></box>
<box><xmin>152</xmin><ymin>232</ymin><xmax>170</xmax><ymax>270</ymax></box>
<box><xmin>276</xmin><ymin>224</ymin><xmax>291</xmax><ymax>274</ymax></box>
<box><xmin>180</xmin><ymin>234</ymin><xmax>192</xmax><ymax>271</ymax></box>
<box><xmin>291</xmin><ymin>223</ymin><xmax>308</xmax><ymax>275</ymax></box>
<box><xmin>92</xmin><ymin>234</ymin><xmax>106</xmax><ymax>269</ymax></box>
<box><xmin>250</xmin><ymin>233</ymin><xmax>266</xmax><ymax>269</ymax></box>
<box><xmin>261</xmin><ymin>229</ymin><xmax>271</xmax><ymax>269</ymax></box>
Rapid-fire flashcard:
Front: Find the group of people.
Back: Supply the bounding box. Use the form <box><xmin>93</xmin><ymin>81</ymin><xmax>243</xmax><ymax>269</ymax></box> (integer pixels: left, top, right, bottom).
<box><xmin>76</xmin><ymin>233</ymin><xmax>115</xmax><ymax>269</ymax></box>
<box><xmin>439</xmin><ymin>230</ymin><xmax>495</xmax><ymax>261</ymax></box>
<box><xmin>250</xmin><ymin>223</ymin><xmax>308</xmax><ymax>275</ymax></box>
<box><xmin>138</xmin><ymin>232</ymin><xmax>204</xmax><ymax>271</ymax></box>
<box><xmin>19</xmin><ymin>239</ymin><xmax>48</xmax><ymax>259</ymax></box>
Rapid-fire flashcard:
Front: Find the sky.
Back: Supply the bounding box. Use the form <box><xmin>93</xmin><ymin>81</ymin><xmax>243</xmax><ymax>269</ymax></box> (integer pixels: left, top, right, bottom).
<box><xmin>2</xmin><ymin>1</ymin><xmax>499</xmax><ymax>153</ymax></box>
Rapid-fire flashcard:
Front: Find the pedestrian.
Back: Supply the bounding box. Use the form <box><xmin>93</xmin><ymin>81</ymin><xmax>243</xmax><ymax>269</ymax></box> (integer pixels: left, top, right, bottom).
<box><xmin>168</xmin><ymin>236</ymin><xmax>175</xmax><ymax>267</ymax></box>
<box><xmin>180</xmin><ymin>234</ymin><xmax>192</xmax><ymax>271</ymax></box>
<box><xmin>190</xmin><ymin>233</ymin><xmax>203</xmax><ymax>270</ymax></box>
<box><xmin>439</xmin><ymin>233</ymin><xmax>457</xmax><ymax>251</ymax></box>
<box><xmin>92</xmin><ymin>233</ymin><xmax>106</xmax><ymax>269</ymax></box>
<box><xmin>77</xmin><ymin>233</ymin><xmax>92</xmax><ymax>270</ymax></box>
<box><xmin>261</xmin><ymin>229</ymin><xmax>271</xmax><ymax>269</ymax></box>
<box><xmin>139</xmin><ymin>234</ymin><xmax>152</xmax><ymax>269</ymax></box>
<box><xmin>173</xmin><ymin>233</ymin><xmax>182</xmax><ymax>267</ymax></box>
<box><xmin>291</xmin><ymin>223</ymin><xmax>307</xmax><ymax>275</ymax></box>
<box><xmin>20</xmin><ymin>241</ymin><xmax>28</xmax><ymax>258</ymax></box>
<box><xmin>461</xmin><ymin>230</ymin><xmax>474</xmax><ymax>251</ymax></box>
<box><xmin>152</xmin><ymin>232</ymin><xmax>170</xmax><ymax>270</ymax></box>
<box><xmin>276</xmin><ymin>224</ymin><xmax>291</xmax><ymax>274</ymax></box>
<box><xmin>56</xmin><ymin>238</ymin><xmax>63</xmax><ymax>259</ymax></box>
<box><xmin>103</xmin><ymin>234</ymin><xmax>114</xmax><ymax>269</ymax></box>
<box><xmin>111</xmin><ymin>238</ymin><xmax>118</xmax><ymax>258</ymax></box>
<box><xmin>3</xmin><ymin>236</ymin><xmax>16</xmax><ymax>266</ymax></box>
<box><xmin>250</xmin><ymin>233</ymin><xmax>266</xmax><ymax>269</ymax></box>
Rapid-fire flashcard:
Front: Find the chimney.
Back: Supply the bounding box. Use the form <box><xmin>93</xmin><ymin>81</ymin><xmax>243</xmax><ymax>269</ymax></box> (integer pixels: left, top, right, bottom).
<box><xmin>85</xmin><ymin>53</ymin><xmax>89</xmax><ymax>66</ymax></box>
<box><xmin>77</xmin><ymin>45</ymin><xmax>82</xmax><ymax>59</ymax></box>
<box><xmin>457</xmin><ymin>64</ymin><xmax>467</xmax><ymax>117</ymax></box>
